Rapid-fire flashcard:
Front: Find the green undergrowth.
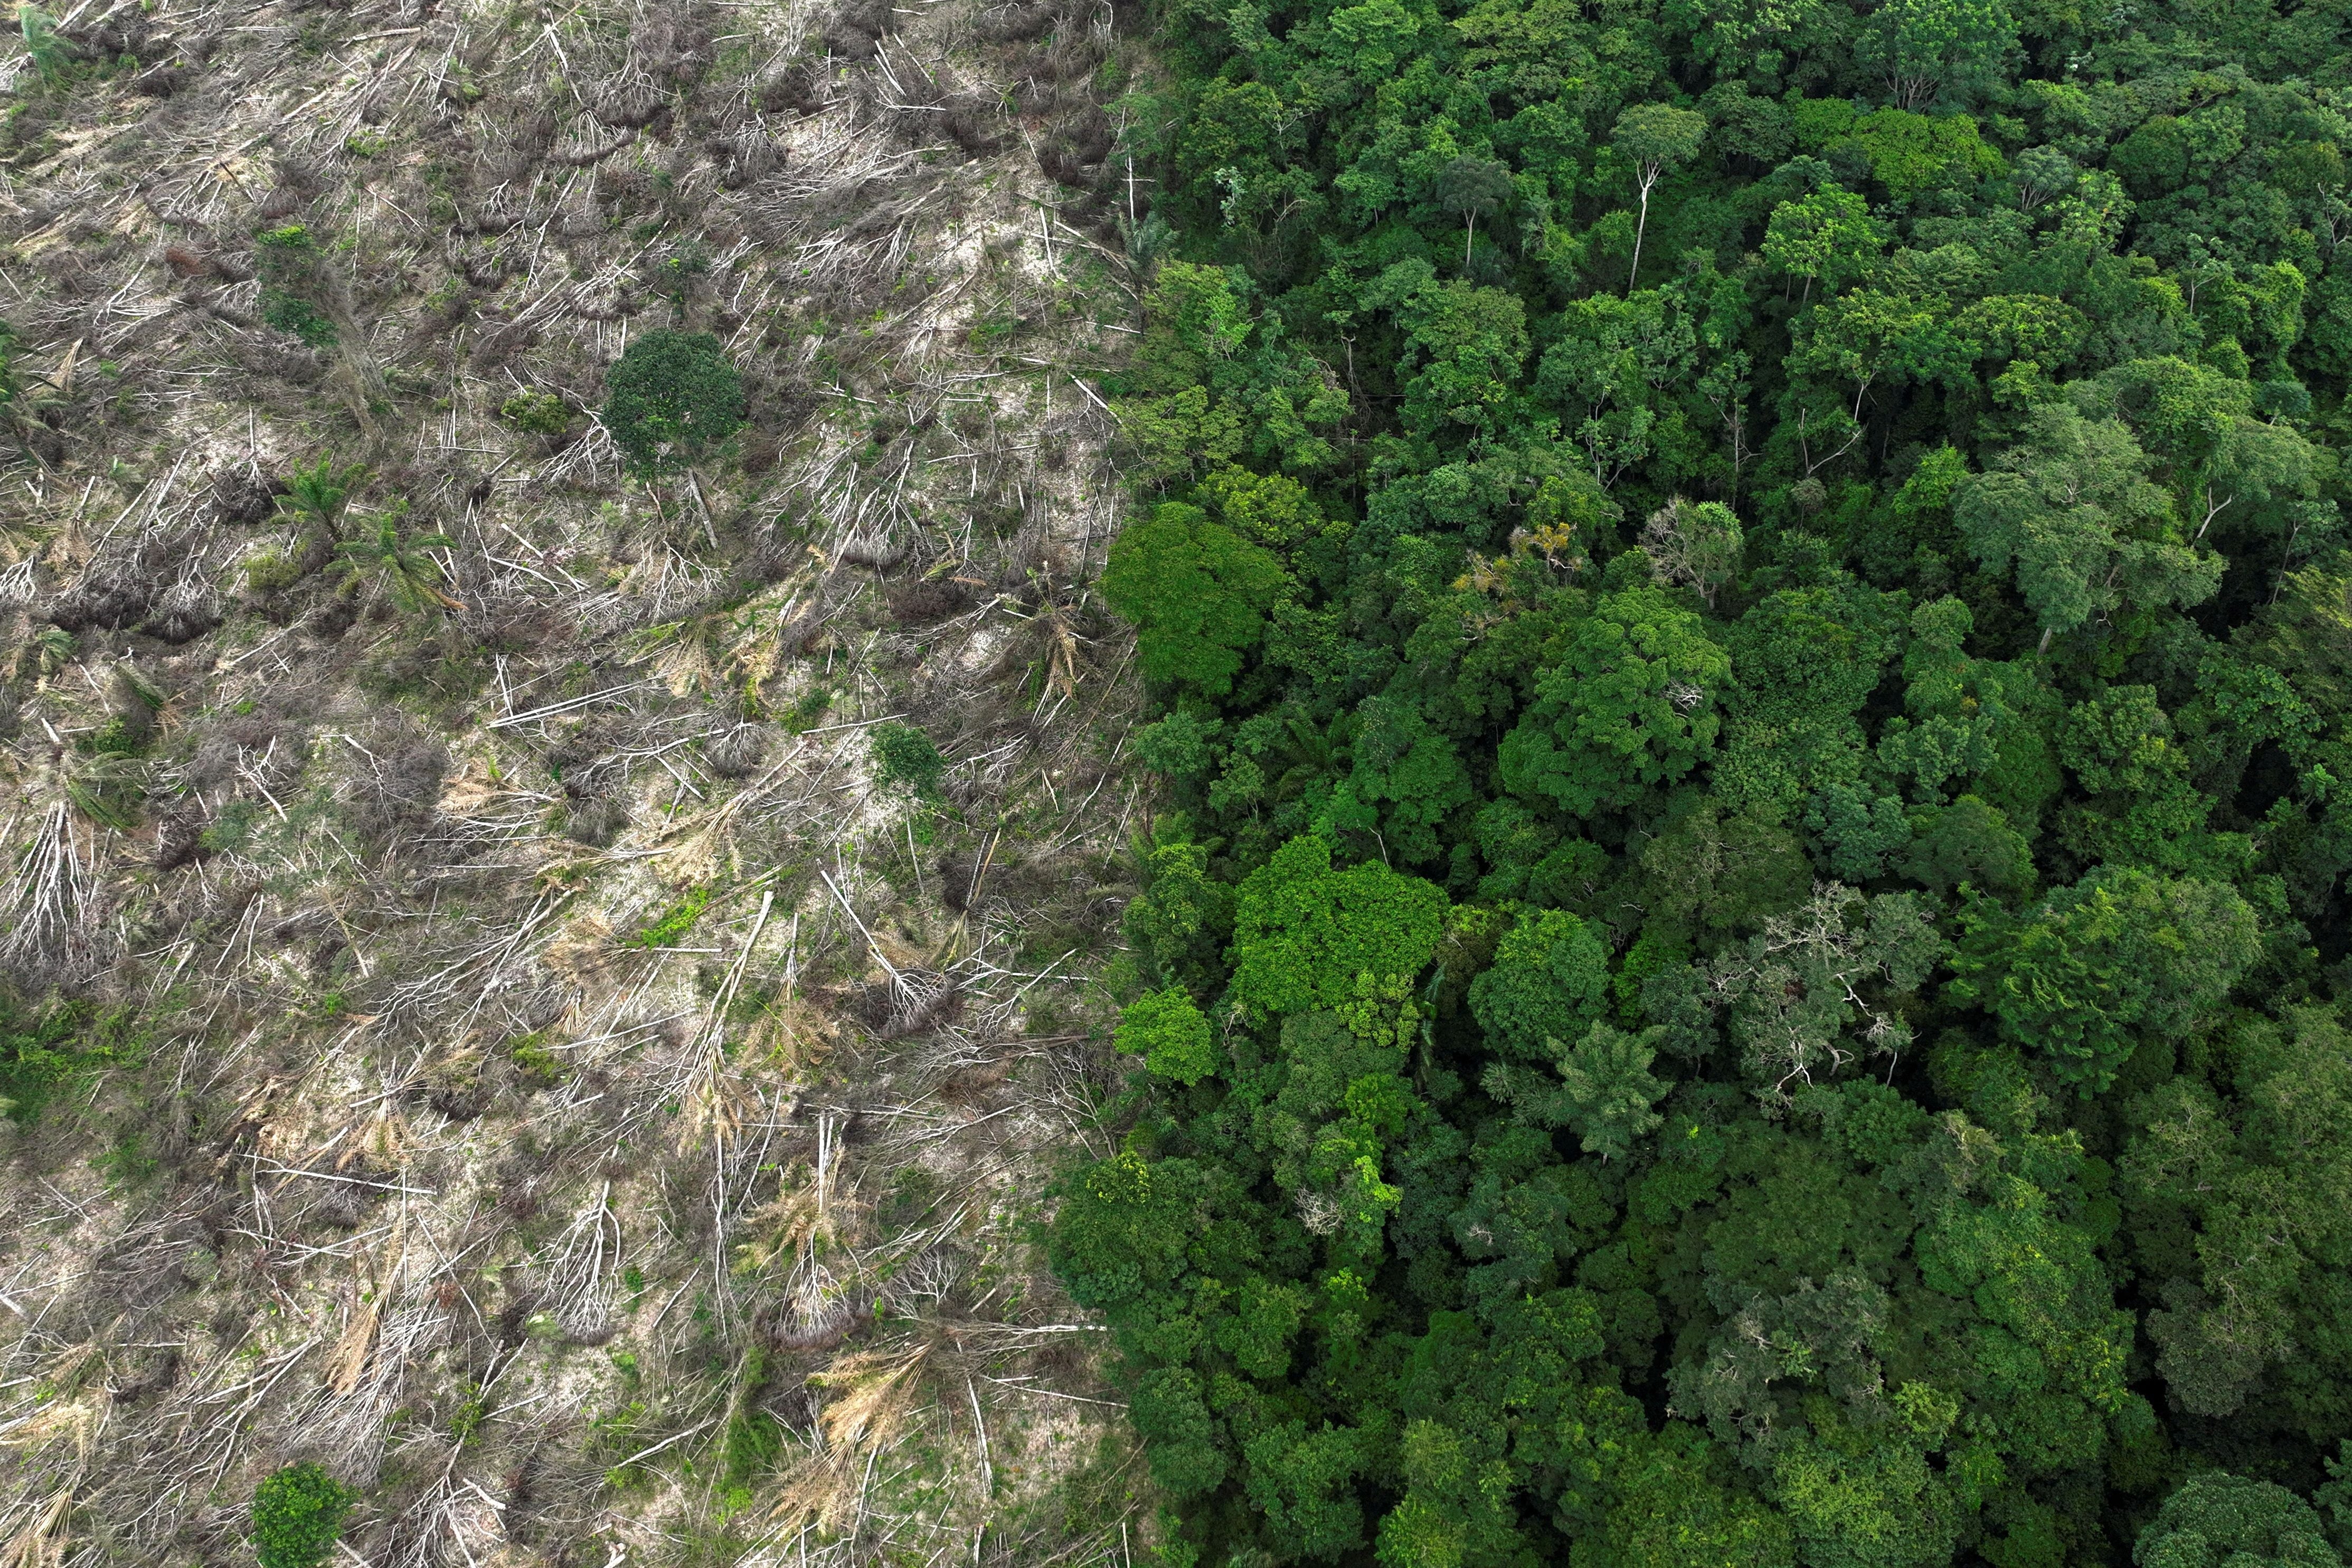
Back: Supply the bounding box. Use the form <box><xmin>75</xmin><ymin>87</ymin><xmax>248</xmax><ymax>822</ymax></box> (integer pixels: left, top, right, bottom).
<box><xmin>0</xmin><ymin>996</ymin><xmax>153</xmax><ymax>1125</ymax></box>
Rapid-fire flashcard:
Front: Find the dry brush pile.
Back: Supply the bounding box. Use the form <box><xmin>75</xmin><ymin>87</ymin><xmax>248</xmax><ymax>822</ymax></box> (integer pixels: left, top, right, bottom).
<box><xmin>0</xmin><ymin>0</ymin><xmax>1162</xmax><ymax>1562</ymax></box>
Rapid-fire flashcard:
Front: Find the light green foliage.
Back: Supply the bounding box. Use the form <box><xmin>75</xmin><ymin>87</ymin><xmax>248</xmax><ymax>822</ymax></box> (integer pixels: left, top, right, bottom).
<box><xmin>1227</xmin><ymin>834</ymin><xmax>1447</xmax><ymax>1016</ymax></box>
<box><xmin>254</xmin><ymin>225</ymin><xmax>337</xmax><ymax>347</ymax></box>
<box><xmin>601</xmin><ymin>329</ymin><xmax>747</xmax><ymax>477</ymax></box>
<box><xmin>1110</xmin><ymin>262</ymin><xmax>1347</xmax><ymax>481</ymax></box>
<box><xmin>499</xmin><ymin>390</ymin><xmax>571</xmax><ymax>434</ymax></box>
<box><xmin>1516</xmin><ymin>1021</ymin><xmax>1673</xmax><ymax>1159</ymax></box>
<box><xmin>1953</xmin><ymin>404</ymin><xmax>2218</xmax><ymax>647</ymax></box>
<box><xmin>17</xmin><ymin>7</ymin><xmax>67</xmax><ymax>84</ymax></box>
<box><xmin>628</xmin><ymin>886</ymin><xmax>711</xmax><ymax>949</ymax></box>
<box><xmin>0</xmin><ymin>1000</ymin><xmax>134</xmax><ymax>1125</ymax></box>
<box><xmin>1101</xmin><ymin>502</ymin><xmax>1290</xmax><ymax>696</ymax></box>
<box><xmin>1764</xmin><ymin>187</ymin><xmax>1883</xmax><ymax>296</ymax></box>
<box><xmin>252</xmin><ymin>1463</ymin><xmax>354</xmax><ymax>1568</ymax></box>
<box><xmin>1848</xmin><ymin>108</ymin><xmax>2006</xmax><ymax>196</ymax></box>
<box><xmin>1125</xmin><ymin>988</ymin><xmax>1220</xmax><ymax>1085</ymax></box>
<box><xmin>1194</xmin><ymin>466</ymin><xmax>1340</xmax><ymax>557</ymax></box>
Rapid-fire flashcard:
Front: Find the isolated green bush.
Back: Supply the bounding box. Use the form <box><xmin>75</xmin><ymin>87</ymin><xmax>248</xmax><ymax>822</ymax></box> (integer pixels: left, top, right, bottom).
<box><xmin>252</xmin><ymin>1462</ymin><xmax>353</xmax><ymax>1568</ymax></box>
<box><xmin>601</xmin><ymin>329</ymin><xmax>746</xmax><ymax>478</ymax></box>
<box><xmin>871</xmin><ymin>722</ymin><xmax>946</xmax><ymax>797</ymax></box>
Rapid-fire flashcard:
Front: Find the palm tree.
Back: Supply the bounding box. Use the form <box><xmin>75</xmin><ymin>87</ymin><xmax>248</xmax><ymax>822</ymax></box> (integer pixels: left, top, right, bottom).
<box><xmin>336</xmin><ymin>504</ymin><xmax>464</xmax><ymax>615</ymax></box>
<box><xmin>273</xmin><ymin>454</ymin><xmax>370</xmax><ymax>546</ymax></box>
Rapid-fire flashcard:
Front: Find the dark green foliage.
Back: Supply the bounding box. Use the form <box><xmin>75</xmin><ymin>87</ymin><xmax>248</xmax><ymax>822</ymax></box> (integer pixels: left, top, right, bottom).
<box><xmin>1951</xmin><ymin>866</ymin><xmax>2259</xmax><ymax>1090</ymax></box>
<box><xmin>337</xmin><ymin>504</ymin><xmax>460</xmax><ymax>615</ymax></box>
<box><xmin>1064</xmin><ymin>0</ymin><xmax>2352</xmax><ymax>1553</ymax></box>
<box><xmin>252</xmin><ymin>1462</ymin><xmax>354</xmax><ymax>1568</ymax></box>
<box><xmin>1467</xmin><ymin>907</ymin><xmax>1610</xmax><ymax>1061</ymax></box>
<box><xmin>600</xmin><ymin>330</ymin><xmax>747</xmax><ymax>478</ymax></box>
<box><xmin>274</xmin><ymin>454</ymin><xmax>367</xmax><ymax>541</ymax></box>
<box><xmin>870</xmin><ymin>722</ymin><xmax>946</xmax><ymax>797</ymax></box>
<box><xmin>1498</xmin><ymin>587</ymin><xmax>1730</xmax><ymax>816</ymax></box>
<box><xmin>17</xmin><ymin>7</ymin><xmax>67</xmax><ymax>85</ymax></box>
<box><xmin>0</xmin><ymin>319</ymin><xmax>21</xmax><ymax>425</ymax></box>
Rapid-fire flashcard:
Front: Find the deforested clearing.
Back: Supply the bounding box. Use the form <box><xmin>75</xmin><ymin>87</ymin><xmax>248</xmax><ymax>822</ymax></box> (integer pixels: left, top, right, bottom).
<box><xmin>0</xmin><ymin>0</ymin><xmax>1152</xmax><ymax>1563</ymax></box>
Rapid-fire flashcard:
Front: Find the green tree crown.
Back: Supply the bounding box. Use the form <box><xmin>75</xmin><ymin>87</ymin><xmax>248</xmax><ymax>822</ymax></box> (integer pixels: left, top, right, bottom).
<box><xmin>601</xmin><ymin>329</ymin><xmax>748</xmax><ymax>478</ymax></box>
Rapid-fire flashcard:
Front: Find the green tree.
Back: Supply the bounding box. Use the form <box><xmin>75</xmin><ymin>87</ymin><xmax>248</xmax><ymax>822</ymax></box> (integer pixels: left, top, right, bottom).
<box><xmin>253</xmin><ymin>225</ymin><xmax>338</xmax><ymax>347</ymax></box>
<box><xmin>1499</xmin><ymin>587</ymin><xmax>1731</xmax><ymax>816</ymax></box>
<box><xmin>1337</xmin><ymin>694</ymin><xmax>1476</xmax><ymax>866</ymax></box>
<box><xmin>1125</xmin><ymin>987</ymin><xmax>1220</xmax><ymax>1085</ymax></box>
<box><xmin>1950</xmin><ymin>866</ymin><xmax>2260</xmax><ymax>1090</ymax></box>
<box><xmin>17</xmin><ymin>6</ymin><xmax>68</xmax><ymax>85</ymax></box>
<box><xmin>1112</xmin><ymin>262</ymin><xmax>1348</xmax><ymax>481</ymax></box>
<box><xmin>1383</xmin><ymin>268</ymin><xmax>1534</xmax><ymax>447</ymax></box>
<box><xmin>602</xmin><ymin>329</ymin><xmax>748</xmax><ymax>478</ymax></box>
<box><xmin>253</xmin><ymin>1463</ymin><xmax>354</xmax><ymax>1568</ymax></box>
<box><xmin>1856</xmin><ymin>0</ymin><xmax>2017</xmax><ymax>109</ymax></box>
<box><xmin>1952</xmin><ymin>404</ymin><xmax>2218</xmax><ymax>651</ymax></box>
<box><xmin>1898</xmin><ymin>795</ymin><xmax>2034</xmax><ymax>899</ymax></box>
<box><xmin>1132</xmin><ymin>1367</ymin><xmax>1231</xmax><ymax>1497</ymax></box>
<box><xmin>1611</xmin><ymin>105</ymin><xmax>1710</xmax><ymax>291</ymax></box>
<box><xmin>1520</xmin><ymin>1020</ymin><xmax>1673</xmax><ymax>1159</ymax></box>
<box><xmin>1469</xmin><ymin>907</ymin><xmax>1611</xmax><ymax>1064</ymax></box>
<box><xmin>2123</xmin><ymin>1005</ymin><xmax>2352</xmax><ymax>1423</ymax></box>
<box><xmin>1437</xmin><ymin>155</ymin><xmax>1516</xmax><ymax>268</ymax></box>
<box><xmin>1641</xmin><ymin>496</ymin><xmax>1745</xmax><ymax>608</ymax></box>
<box><xmin>2136</xmin><ymin>1473</ymin><xmax>2344</xmax><ymax>1568</ymax></box>
<box><xmin>1763</xmin><ymin>187</ymin><xmax>1883</xmax><ymax>300</ymax></box>
<box><xmin>1102</xmin><ymin>502</ymin><xmax>1290</xmax><ymax>697</ymax></box>
<box><xmin>274</xmin><ymin>454</ymin><xmax>369</xmax><ymax>547</ymax></box>
<box><xmin>1123</xmin><ymin>828</ymin><xmax>1236</xmax><ymax>996</ymax></box>
<box><xmin>1706</xmin><ymin>883</ymin><xmax>1947</xmax><ymax>1104</ymax></box>
<box><xmin>1228</xmin><ymin>834</ymin><xmax>1448</xmax><ymax>1016</ymax></box>
<box><xmin>335</xmin><ymin>503</ymin><xmax>461</xmax><ymax>615</ymax></box>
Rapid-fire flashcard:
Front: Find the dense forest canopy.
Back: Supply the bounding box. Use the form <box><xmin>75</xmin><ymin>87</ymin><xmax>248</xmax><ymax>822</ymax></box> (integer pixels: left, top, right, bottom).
<box><xmin>1054</xmin><ymin>0</ymin><xmax>2352</xmax><ymax>1561</ymax></box>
